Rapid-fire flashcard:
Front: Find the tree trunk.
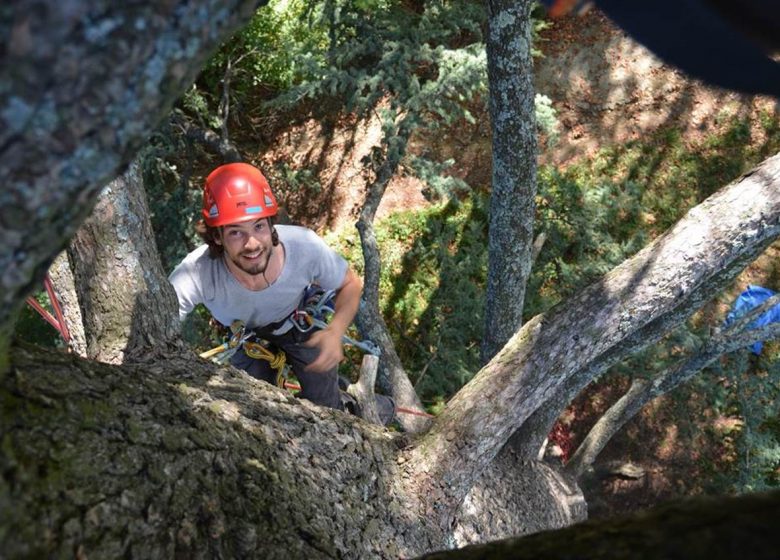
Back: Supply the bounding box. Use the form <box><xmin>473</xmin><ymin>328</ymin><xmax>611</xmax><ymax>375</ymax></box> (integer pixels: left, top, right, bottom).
<box><xmin>481</xmin><ymin>0</ymin><xmax>538</xmax><ymax>364</ymax></box>
<box><xmin>67</xmin><ymin>160</ymin><xmax>182</xmax><ymax>364</ymax></box>
<box><xmin>0</xmin><ymin>0</ymin><xmax>268</xmax><ymax>365</ymax></box>
<box><xmin>355</xmin><ymin>119</ymin><xmax>431</xmax><ymax>434</ymax></box>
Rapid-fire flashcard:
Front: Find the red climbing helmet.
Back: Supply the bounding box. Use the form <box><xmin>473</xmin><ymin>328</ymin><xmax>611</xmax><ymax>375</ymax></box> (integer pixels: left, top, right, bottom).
<box><xmin>202</xmin><ymin>163</ymin><xmax>278</xmax><ymax>227</ymax></box>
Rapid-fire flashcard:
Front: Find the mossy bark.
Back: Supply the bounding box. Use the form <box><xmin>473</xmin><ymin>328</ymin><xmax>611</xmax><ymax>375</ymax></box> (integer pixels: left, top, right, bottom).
<box><xmin>0</xmin><ymin>343</ymin><xmax>583</xmax><ymax>559</ymax></box>
<box><xmin>481</xmin><ymin>0</ymin><xmax>538</xmax><ymax>363</ymax></box>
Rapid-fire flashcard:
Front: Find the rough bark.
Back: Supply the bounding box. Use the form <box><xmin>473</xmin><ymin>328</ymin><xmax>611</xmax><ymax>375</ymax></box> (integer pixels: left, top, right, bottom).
<box><xmin>566</xmin><ymin>322</ymin><xmax>780</xmax><ymax>478</ymax></box>
<box><xmin>422</xmin><ymin>490</ymin><xmax>780</xmax><ymax>560</ymax></box>
<box><xmin>1</xmin><ymin>341</ymin><xmax>586</xmax><ymax>558</ymax></box>
<box><xmin>452</xmin><ymin>451</ymin><xmax>586</xmax><ymax>546</ymax></box>
<box><xmin>46</xmin><ymin>251</ymin><xmax>88</xmax><ymax>356</ymax></box>
<box><xmin>355</xmin><ymin>120</ymin><xmax>431</xmax><ymax>434</ymax></box>
<box><xmin>481</xmin><ymin>0</ymin><xmax>538</xmax><ymax>364</ymax></box>
<box><xmin>402</xmin><ymin>154</ymin><xmax>780</xmax><ymax>521</ymax></box>
<box><xmin>67</xmin><ymin>161</ymin><xmax>181</xmax><ymax>364</ymax></box>
<box><xmin>0</xmin><ymin>344</ymin><xmax>428</xmax><ymax>559</ymax></box>
<box><xmin>0</xmin><ymin>0</ymin><xmax>267</xmax><ymax>363</ymax></box>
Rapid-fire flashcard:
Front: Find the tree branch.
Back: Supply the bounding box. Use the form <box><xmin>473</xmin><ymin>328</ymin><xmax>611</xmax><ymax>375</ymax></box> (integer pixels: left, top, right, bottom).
<box><xmin>402</xmin><ymin>153</ymin><xmax>780</xmax><ymax>524</ymax></box>
<box><xmin>172</xmin><ymin>113</ymin><xmax>243</xmax><ymax>163</ymax></box>
<box><xmin>355</xmin><ymin>115</ymin><xmax>430</xmax><ymax>433</ymax></box>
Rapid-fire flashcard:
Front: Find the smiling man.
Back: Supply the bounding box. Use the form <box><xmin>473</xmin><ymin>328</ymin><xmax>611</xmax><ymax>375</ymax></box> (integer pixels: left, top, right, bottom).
<box><xmin>168</xmin><ymin>163</ymin><xmax>362</xmax><ymax>410</ymax></box>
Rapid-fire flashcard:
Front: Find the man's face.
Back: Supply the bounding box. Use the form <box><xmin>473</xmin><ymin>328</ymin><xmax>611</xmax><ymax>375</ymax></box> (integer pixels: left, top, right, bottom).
<box><xmin>218</xmin><ymin>218</ymin><xmax>274</xmax><ymax>276</ymax></box>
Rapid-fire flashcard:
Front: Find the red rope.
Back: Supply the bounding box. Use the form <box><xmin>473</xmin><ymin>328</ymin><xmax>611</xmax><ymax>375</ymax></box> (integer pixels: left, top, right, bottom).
<box><xmin>44</xmin><ymin>275</ymin><xmax>70</xmax><ymax>343</ymax></box>
<box><xmin>25</xmin><ymin>274</ymin><xmax>70</xmax><ymax>343</ymax></box>
<box><xmin>395</xmin><ymin>406</ymin><xmax>435</xmax><ymax>418</ymax></box>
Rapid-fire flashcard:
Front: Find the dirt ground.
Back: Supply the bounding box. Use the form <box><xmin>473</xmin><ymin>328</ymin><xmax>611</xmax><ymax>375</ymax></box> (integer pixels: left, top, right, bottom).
<box><xmin>255</xmin><ymin>9</ymin><xmax>780</xmax><ymax>520</ymax></box>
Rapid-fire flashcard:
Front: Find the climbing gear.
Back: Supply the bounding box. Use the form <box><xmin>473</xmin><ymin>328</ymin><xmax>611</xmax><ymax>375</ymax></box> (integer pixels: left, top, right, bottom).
<box><xmin>202</xmin><ymin>163</ymin><xmax>278</xmax><ymax>227</ymax></box>
<box><xmin>25</xmin><ymin>274</ymin><xmax>71</xmax><ymax>344</ymax></box>
<box><xmin>290</xmin><ymin>285</ymin><xmax>382</xmax><ymax>357</ymax></box>
<box><xmin>200</xmin><ymin>320</ymin><xmax>292</xmax><ymax>388</ymax></box>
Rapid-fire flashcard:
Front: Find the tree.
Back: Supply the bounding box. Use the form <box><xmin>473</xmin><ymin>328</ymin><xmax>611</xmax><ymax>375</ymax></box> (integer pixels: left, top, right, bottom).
<box><xmin>481</xmin><ymin>0</ymin><xmax>538</xmax><ymax>364</ymax></box>
<box><xmin>257</xmin><ymin>0</ymin><xmax>486</xmax><ymax>432</ymax></box>
<box><xmin>6</xmin><ymin>147</ymin><xmax>780</xmax><ymax>558</ymax></box>
<box><xmin>4</xmin><ymin>2</ymin><xmax>780</xmax><ymax>558</ymax></box>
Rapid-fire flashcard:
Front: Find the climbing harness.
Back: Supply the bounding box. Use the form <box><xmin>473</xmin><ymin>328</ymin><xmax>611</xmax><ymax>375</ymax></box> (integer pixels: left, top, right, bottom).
<box><xmin>200</xmin><ymin>320</ymin><xmax>291</xmax><ymax>389</ymax></box>
<box><xmin>199</xmin><ymin>286</ymin><xmax>436</xmax><ymax>420</ymax></box>
<box><xmin>290</xmin><ymin>286</ymin><xmax>382</xmax><ymax>357</ymax></box>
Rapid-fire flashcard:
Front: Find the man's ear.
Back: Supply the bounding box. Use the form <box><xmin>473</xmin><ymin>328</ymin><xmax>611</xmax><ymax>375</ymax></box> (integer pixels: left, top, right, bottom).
<box><xmin>214</xmin><ymin>228</ymin><xmax>223</xmax><ymax>246</ymax></box>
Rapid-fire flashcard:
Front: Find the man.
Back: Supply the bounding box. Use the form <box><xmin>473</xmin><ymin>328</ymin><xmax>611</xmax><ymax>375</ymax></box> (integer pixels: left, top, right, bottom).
<box><xmin>169</xmin><ymin>162</ymin><xmax>363</xmax><ymax>410</ymax></box>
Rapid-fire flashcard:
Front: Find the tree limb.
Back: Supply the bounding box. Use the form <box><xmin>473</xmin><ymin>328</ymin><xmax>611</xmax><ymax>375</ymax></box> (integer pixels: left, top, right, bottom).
<box><xmin>355</xmin><ymin>115</ymin><xmax>430</xmax><ymax>433</ymax></box>
<box><xmin>402</xmin><ymin>153</ymin><xmax>780</xmax><ymax>524</ymax></box>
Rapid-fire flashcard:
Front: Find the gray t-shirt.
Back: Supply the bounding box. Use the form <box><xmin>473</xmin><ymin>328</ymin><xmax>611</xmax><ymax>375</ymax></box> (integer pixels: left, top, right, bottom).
<box><xmin>168</xmin><ymin>225</ymin><xmax>348</xmax><ymax>332</ymax></box>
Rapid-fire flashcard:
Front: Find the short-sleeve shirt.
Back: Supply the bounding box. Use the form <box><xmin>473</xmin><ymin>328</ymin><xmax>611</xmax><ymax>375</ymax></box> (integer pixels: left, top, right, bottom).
<box><xmin>168</xmin><ymin>225</ymin><xmax>348</xmax><ymax>332</ymax></box>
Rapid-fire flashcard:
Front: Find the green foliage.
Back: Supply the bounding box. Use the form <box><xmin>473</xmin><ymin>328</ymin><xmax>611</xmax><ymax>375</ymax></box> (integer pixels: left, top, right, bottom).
<box><xmin>535</xmin><ymin>93</ymin><xmax>559</xmax><ymax>145</ymax></box>
<box><xmin>525</xmin><ymin>169</ymin><xmax>648</xmax><ymax>316</ymax></box>
<box><xmin>703</xmin><ymin>348</ymin><xmax>780</xmax><ymax>493</ymax></box>
<box><xmin>332</xmin><ymin>198</ymin><xmax>488</xmax><ymax>400</ymax></box>
<box><xmin>139</xmin><ymin>125</ymin><xmax>204</xmax><ymax>273</ymax></box>
<box><xmin>204</xmin><ymin>0</ymin><xmax>327</xmax><ymax>93</ymax></box>
<box><xmin>13</xmin><ymin>292</ymin><xmax>61</xmax><ymax>349</ymax></box>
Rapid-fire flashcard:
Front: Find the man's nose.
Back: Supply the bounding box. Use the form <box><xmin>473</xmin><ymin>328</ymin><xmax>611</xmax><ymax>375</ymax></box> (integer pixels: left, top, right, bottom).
<box><xmin>244</xmin><ymin>233</ymin><xmax>262</xmax><ymax>249</ymax></box>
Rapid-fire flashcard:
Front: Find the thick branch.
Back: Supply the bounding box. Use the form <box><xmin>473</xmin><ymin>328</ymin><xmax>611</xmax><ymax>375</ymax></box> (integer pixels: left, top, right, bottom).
<box><xmin>403</xmin><ymin>154</ymin><xmax>780</xmax><ymax>523</ymax></box>
<box><xmin>67</xmin><ymin>161</ymin><xmax>182</xmax><ymax>364</ymax></box>
<box><xmin>566</xmin><ymin>322</ymin><xmax>780</xmax><ymax>478</ymax></box>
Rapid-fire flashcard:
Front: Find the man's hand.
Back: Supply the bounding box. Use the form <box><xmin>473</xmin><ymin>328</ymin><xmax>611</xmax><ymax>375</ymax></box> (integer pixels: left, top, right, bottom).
<box><xmin>304</xmin><ymin>267</ymin><xmax>362</xmax><ymax>373</ymax></box>
<box><xmin>304</xmin><ymin>327</ymin><xmax>344</xmax><ymax>373</ymax></box>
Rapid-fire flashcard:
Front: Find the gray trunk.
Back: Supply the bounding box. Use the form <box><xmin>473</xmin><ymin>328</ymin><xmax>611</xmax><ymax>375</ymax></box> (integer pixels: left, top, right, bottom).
<box><xmin>481</xmin><ymin>0</ymin><xmax>538</xmax><ymax>363</ymax></box>
<box><xmin>67</xmin><ymin>161</ymin><xmax>181</xmax><ymax>364</ymax></box>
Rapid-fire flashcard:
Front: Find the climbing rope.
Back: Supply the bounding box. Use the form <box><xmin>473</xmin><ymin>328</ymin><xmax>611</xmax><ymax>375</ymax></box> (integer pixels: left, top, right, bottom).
<box><xmin>199</xmin><ymin>320</ymin><xmax>291</xmax><ymax>388</ymax></box>
<box><xmin>25</xmin><ymin>274</ymin><xmax>71</xmax><ymax>343</ymax></box>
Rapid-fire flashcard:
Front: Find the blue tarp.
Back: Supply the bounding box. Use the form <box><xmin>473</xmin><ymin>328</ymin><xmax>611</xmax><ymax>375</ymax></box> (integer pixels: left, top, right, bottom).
<box><xmin>723</xmin><ymin>285</ymin><xmax>780</xmax><ymax>354</ymax></box>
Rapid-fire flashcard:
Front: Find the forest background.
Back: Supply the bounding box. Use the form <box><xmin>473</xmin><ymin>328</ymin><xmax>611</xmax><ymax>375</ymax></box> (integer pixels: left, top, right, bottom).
<box><xmin>17</xmin><ymin>1</ymin><xmax>780</xmax><ymax>519</ymax></box>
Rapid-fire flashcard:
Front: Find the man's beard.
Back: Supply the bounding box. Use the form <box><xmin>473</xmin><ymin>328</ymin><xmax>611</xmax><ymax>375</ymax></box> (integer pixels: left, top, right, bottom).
<box><xmin>231</xmin><ymin>246</ymin><xmax>272</xmax><ymax>276</ymax></box>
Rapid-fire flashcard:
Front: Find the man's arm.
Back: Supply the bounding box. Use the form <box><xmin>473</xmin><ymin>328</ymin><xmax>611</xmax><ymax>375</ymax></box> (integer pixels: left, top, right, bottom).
<box><xmin>305</xmin><ymin>267</ymin><xmax>363</xmax><ymax>372</ymax></box>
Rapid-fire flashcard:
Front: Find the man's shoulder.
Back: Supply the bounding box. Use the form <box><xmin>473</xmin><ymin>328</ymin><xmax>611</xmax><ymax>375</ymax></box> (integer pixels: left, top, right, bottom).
<box><xmin>179</xmin><ymin>244</ymin><xmax>213</xmax><ymax>266</ymax></box>
<box><xmin>170</xmin><ymin>245</ymin><xmax>218</xmax><ymax>279</ymax></box>
<box><xmin>276</xmin><ymin>224</ymin><xmax>319</xmax><ymax>242</ymax></box>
